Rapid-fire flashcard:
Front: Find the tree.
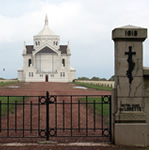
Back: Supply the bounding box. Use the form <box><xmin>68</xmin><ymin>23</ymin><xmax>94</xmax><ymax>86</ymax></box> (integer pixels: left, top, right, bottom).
<box><xmin>109</xmin><ymin>75</ymin><xmax>115</xmax><ymax>81</ymax></box>
<box><xmin>91</xmin><ymin>77</ymin><xmax>100</xmax><ymax>81</ymax></box>
<box><xmin>100</xmin><ymin>78</ymin><xmax>107</xmax><ymax>81</ymax></box>
<box><xmin>78</xmin><ymin>77</ymin><xmax>90</xmax><ymax>80</ymax></box>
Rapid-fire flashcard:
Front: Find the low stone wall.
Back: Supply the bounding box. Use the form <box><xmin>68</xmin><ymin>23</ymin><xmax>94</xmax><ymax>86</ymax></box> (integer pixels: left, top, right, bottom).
<box><xmin>0</xmin><ymin>80</ymin><xmax>18</xmax><ymax>83</ymax></box>
<box><xmin>75</xmin><ymin>80</ymin><xmax>115</xmax><ymax>88</ymax></box>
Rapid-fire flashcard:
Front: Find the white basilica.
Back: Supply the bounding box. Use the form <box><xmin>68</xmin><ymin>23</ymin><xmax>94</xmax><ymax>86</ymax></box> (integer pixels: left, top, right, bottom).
<box><xmin>18</xmin><ymin>15</ymin><xmax>76</xmax><ymax>82</ymax></box>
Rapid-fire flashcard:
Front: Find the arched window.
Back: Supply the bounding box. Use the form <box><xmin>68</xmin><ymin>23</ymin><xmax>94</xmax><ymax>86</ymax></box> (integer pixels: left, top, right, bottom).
<box><xmin>62</xmin><ymin>59</ymin><xmax>65</xmax><ymax>67</ymax></box>
<box><xmin>28</xmin><ymin>59</ymin><xmax>32</xmax><ymax>67</ymax></box>
<box><xmin>53</xmin><ymin>41</ymin><xmax>55</xmax><ymax>45</ymax></box>
<box><xmin>38</xmin><ymin>41</ymin><xmax>40</xmax><ymax>45</ymax></box>
<box><xmin>56</xmin><ymin>41</ymin><xmax>58</xmax><ymax>46</ymax></box>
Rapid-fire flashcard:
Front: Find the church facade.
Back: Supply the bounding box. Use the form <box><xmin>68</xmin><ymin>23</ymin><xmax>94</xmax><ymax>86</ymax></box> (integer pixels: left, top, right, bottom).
<box><xmin>18</xmin><ymin>15</ymin><xmax>76</xmax><ymax>82</ymax></box>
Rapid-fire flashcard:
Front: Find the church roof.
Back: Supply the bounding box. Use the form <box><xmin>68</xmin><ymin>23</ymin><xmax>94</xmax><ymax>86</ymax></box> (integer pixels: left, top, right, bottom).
<box><xmin>26</xmin><ymin>45</ymin><xmax>67</xmax><ymax>54</ymax></box>
<box><xmin>37</xmin><ymin>15</ymin><xmax>56</xmax><ymax>36</ymax></box>
<box><xmin>59</xmin><ymin>45</ymin><xmax>67</xmax><ymax>54</ymax></box>
<box><xmin>37</xmin><ymin>46</ymin><xmax>56</xmax><ymax>54</ymax></box>
<box><xmin>26</xmin><ymin>45</ymin><xmax>35</xmax><ymax>54</ymax></box>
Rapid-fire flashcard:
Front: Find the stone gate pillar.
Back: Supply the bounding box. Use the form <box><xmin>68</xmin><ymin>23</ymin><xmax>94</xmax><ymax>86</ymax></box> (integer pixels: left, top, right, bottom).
<box><xmin>112</xmin><ymin>25</ymin><xmax>148</xmax><ymax>146</ymax></box>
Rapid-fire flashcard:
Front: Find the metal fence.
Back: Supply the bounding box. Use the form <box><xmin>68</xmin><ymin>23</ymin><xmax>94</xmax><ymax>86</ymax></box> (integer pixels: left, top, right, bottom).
<box><xmin>0</xmin><ymin>92</ymin><xmax>111</xmax><ymax>141</ymax></box>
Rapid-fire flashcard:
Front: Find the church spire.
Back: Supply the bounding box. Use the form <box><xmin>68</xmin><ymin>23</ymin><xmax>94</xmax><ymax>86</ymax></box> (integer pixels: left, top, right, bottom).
<box><xmin>45</xmin><ymin>14</ymin><xmax>48</xmax><ymax>25</ymax></box>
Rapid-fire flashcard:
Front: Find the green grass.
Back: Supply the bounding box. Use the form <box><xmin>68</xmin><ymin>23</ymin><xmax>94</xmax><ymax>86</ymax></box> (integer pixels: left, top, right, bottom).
<box><xmin>74</xmin><ymin>82</ymin><xmax>112</xmax><ymax>91</ymax></box>
<box><xmin>0</xmin><ymin>81</ymin><xmax>18</xmax><ymax>86</ymax></box>
<box><xmin>0</xmin><ymin>96</ymin><xmax>23</xmax><ymax>116</ymax></box>
<box><xmin>0</xmin><ymin>81</ymin><xmax>21</xmax><ymax>115</ymax></box>
<box><xmin>79</xmin><ymin>97</ymin><xmax>110</xmax><ymax>116</ymax></box>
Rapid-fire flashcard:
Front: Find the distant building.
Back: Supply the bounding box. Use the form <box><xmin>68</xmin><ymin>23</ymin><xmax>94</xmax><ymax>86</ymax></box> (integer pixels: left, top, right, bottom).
<box><xmin>18</xmin><ymin>15</ymin><xmax>76</xmax><ymax>82</ymax></box>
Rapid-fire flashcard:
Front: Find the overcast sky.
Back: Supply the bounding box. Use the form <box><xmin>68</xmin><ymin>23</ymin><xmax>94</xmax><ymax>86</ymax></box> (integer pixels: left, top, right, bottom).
<box><xmin>0</xmin><ymin>0</ymin><xmax>149</xmax><ymax>79</ymax></box>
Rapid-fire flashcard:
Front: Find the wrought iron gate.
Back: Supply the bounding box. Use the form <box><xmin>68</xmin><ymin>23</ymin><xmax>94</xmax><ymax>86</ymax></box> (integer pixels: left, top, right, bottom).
<box><xmin>0</xmin><ymin>92</ymin><xmax>111</xmax><ymax>141</ymax></box>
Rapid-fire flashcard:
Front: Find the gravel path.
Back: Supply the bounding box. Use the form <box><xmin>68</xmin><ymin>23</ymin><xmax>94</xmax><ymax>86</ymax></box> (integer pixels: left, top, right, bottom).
<box><xmin>0</xmin><ymin>82</ymin><xmax>111</xmax><ymax>96</ymax></box>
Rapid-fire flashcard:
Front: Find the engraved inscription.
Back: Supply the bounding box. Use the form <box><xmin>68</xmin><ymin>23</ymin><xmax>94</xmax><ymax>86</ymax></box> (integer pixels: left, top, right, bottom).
<box><xmin>125</xmin><ymin>30</ymin><xmax>138</xmax><ymax>36</ymax></box>
<box><xmin>120</xmin><ymin>104</ymin><xmax>142</xmax><ymax>111</ymax></box>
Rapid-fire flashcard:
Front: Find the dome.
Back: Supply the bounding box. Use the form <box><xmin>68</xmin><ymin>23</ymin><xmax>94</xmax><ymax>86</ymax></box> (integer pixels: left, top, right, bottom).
<box><xmin>37</xmin><ymin>15</ymin><xmax>56</xmax><ymax>36</ymax></box>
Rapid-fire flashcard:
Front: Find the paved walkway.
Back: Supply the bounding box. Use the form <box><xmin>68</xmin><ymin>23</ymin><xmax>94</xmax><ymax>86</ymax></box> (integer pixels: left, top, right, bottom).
<box><xmin>0</xmin><ymin>142</ymin><xmax>147</xmax><ymax>150</ymax></box>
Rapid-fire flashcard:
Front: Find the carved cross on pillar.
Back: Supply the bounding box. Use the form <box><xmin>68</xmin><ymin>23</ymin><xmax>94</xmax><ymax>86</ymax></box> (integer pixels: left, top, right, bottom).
<box><xmin>125</xmin><ymin>46</ymin><xmax>136</xmax><ymax>84</ymax></box>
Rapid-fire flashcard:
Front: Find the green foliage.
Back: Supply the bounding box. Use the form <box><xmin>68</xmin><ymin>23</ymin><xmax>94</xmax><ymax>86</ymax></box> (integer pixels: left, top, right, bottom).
<box><xmin>78</xmin><ymin>76</ymin><xmax>107</xmax><ymax>81</ymax></box>
<box><xmin>0</xmin><ymin>97</ymin><xmax>23</xmax><ymax>116</ymax></box>
<box><xmin>78</xmin><ymin>77</ymin><xmax>90</xmax><ymax>80</ymax></box>
<box><xmin>91</xmin><ymin>76</ymin><xmax>100</xmax><ymax>81</ymax></box>
<box><xmin>79</xmin><ymin>97</ymin><xmax>110</xmax><ymax>116</ymax></box>
<box><xmin>74</xmin><ymin>82</ymin><xmax>112</xmax><ymax>91</ymax></box>
<box><xmin>100</xmin><ymin>78</ymin><xmax>107</xmax><ymax>81</ymax></box>
<box><xmin>109</xmin><ymin>75</ymin><xmax>115</xmax><ymax>81</ymax></box>
<box><xmin>0</xmin><ymin>81</ymin><xmax>18</xmax><ymax>86</ymax></box>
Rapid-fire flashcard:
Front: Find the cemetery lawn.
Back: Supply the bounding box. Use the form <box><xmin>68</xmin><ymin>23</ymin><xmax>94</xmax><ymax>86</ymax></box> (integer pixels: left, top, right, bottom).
<box><xmin>74</xmin><ymin>82</ymin><xmax>112</xmax><ymax>91</ymax></box>
<box><xmin>79</xmin><ymin>97</ymin><xmax>110</xmax><ymax>116</ymax></box>
<box><xmin>0</xmin><ymin>96</ymin><xmax>23</xmax><ymax>116</ymax></box>
<box><xmin>0</xmin><ymin>81</ymin><xmax>18</xmax><ymax>86</ymax></box>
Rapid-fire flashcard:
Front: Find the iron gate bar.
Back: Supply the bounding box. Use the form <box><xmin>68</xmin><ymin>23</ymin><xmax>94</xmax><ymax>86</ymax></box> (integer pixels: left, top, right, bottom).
<box><xmin>63</xmin><ymin>100</ymin><xmax>65</xmax><ymax>132</ymax></box>
<box><xmin>93</xmin><ymin>100</ymin><xmax>96</xmax><ymax>132</ymax></box>
<box><xmin>78</xmin><ymin>100</ymin><xmax>80</xmax><ymax>132</ymax></box>
<box><xmin>15</xmin><ymin>101</ymin><xmax>17</xmax><ymax>133</ymax></box>
<box><xmin>109</xmin><ymin>95</ymin><xmax>112</xmax><ymax>141</ymax></box>
<box><xmin>38</xmin><ymin>97</ymin><xmax>40</xmax><ymax>134</ymax></box>
<box><xmin>86</xmin><ymin>96</ymin><xmax>88</xmax><ymax>137</ymax></box>
<box><xmin>46</xmin><ymin>91</ymin><xmax>49</xmax><ymax>141</ymax></box>
<box><xmin>7</xmin><ymin>96</ymin><xmax>9</xmax><ymax>137</ymax></box>
<box><xmin>101</xmin><ymin>96</ymin><xmax>103</xmax><ymax>136</ymax></box>
<box><xmin>30</xmin><ymin>101</ymin><xmax>32</xmax><ymax>133</ymax></box>
<box><xmin>70</xmin><ymin>96</ymin><xmax>72</xmax><ymax>137</ymax></box>
<box><xmin>55</xmin><ymin>97</ymin><xmax>57</xmax><ymax>136</ymax></box>
<box><xmin>0</xmin><ymin>93</ymin><xmax>111</xmax><ymax>140</ymax></box>
<box><xmin>23</xmin><ymin>96</ymin><xmax>25</xmax><ymax>138</ymax></box>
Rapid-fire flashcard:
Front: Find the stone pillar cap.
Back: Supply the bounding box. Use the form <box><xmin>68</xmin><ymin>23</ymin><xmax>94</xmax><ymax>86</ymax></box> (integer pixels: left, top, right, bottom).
<box><xmin>112</xmin><ymin>25</ymin><xmax>147</xmax><ymax>41</ymax></box>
